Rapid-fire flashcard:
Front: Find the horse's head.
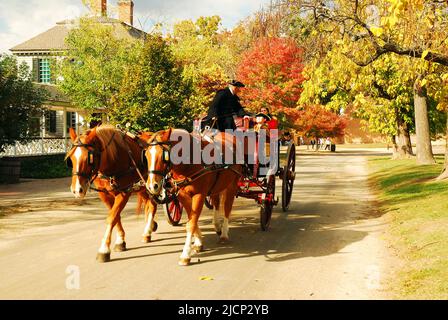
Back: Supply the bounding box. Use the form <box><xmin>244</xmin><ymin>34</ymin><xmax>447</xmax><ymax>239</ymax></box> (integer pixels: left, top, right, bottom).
<box><xmin>66</xmin><ymin>127</ymin><xmax>101</xmax><ymax>199</ymax></box>
<box><xmin>145</xmin><ymin>128</ymin><xmax>172</xmax><ymax>196</ymax></box>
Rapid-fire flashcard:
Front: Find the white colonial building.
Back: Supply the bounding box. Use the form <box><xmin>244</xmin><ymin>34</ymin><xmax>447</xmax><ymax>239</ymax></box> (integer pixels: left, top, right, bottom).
<box><xmin>2</xmin><ymin>0</ymin><xmax>145</xmax><ymax>156</ymax></box>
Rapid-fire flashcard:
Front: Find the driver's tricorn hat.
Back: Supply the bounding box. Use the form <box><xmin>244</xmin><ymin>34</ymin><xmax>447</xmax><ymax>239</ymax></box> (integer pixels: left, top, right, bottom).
<box><xmin>228</xmin><ymin>80</ymin><xmax>245</xmax><ymax>87</ymax></box>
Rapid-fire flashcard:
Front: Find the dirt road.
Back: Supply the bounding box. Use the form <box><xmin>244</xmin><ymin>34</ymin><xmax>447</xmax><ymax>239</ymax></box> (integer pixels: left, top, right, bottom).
<box><xmin>0</xmin><ymin>148</ymin><xmax>394</xmax><ymax>299</ymax></box>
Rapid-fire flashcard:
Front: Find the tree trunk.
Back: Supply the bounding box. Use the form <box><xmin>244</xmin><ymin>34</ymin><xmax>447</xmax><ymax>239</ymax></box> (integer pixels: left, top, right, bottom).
<box><xmin>392</xmin><ymin>109</ymin><xmax>414</xmax><ymax>159</ymax></box>
<box><xmin>414</xmin><ymin>81</ymin><xmax>436</xmax><ymax>165</ymax></box>
<box><xmin>436</xmin><ymin>111</ymin><xmax>448</xmax><ymax>180</ymax></box>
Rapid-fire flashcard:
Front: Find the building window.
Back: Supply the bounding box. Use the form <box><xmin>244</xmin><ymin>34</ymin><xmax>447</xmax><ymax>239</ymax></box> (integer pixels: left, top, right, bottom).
<box><xmin>66</xmin><ymin>111</ymin><xmax>77</xmax><ymax>133</ymax></box>
<box><xmin>45</xmin><ymin>110</ymin><xmax>57</xmax><ymax>133</ymax></box>
<box><xmin>28</xmin><ymin>110</ymin><xmax>42</xmax><ymax>137</ymax></box>
<box><xmin>39</xmin><ymin>58</ymin><xmax>51</xmax><ymax>83</ymax></box>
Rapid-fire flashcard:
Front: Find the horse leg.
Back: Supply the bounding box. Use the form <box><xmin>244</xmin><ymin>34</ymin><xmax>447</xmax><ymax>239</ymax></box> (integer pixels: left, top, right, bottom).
<box><xmin>193</xmin><ymin>226</ymin><xmax>203</xmax><ymax>253</ymax></box>
<box><xmin>211</xmin><ymin>194</ymin><xmax>221</xmax><ymax>236</ymax></box>
<box><xmin>113</xmin><ymin>218</ymin><xmax>126</xmax><ymax>252</ymax></box>
<box><xmin>178</xmin><ymin>192</ymin><xmax>204</xmax><ymax>266</ymax></box>
<box><xmin>142</xmin><ymin>198</ymin><xmax>157</xmax><ymax>243</ymax></box>
<box><xmin>97</xmin><ymin>193</ymin><xmax>131</xmax><ymax>262</ymax></box>
<box><xmin>98</xmin><ymin>192</ymin><xmax>114</xmax><ymax>209</ymax></box>
<box><xmin>219</xmin><ymin>185</ymin><xmax>237</xmax><ymax>243</ymax></box>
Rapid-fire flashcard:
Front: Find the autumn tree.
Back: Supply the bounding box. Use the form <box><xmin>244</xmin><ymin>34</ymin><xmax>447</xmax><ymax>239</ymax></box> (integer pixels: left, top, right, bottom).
<box><xmin>237</xmin><ymin>37</ymin><xmax>306</xmax><ymax>117</ymax></box>
<box><xmin>300</xmin><ymin>48</ymin><xmax>423</xmax><ymax>159</ymax></box>
<box><xmin>282</xmin><ymin>0</ymin><xmax>448</xmax><ymax>167</ymax></box>
<box><xmin>294</xmin><ymin>105</ymin><xmax>348</xmax><ymax>140</ymax></box>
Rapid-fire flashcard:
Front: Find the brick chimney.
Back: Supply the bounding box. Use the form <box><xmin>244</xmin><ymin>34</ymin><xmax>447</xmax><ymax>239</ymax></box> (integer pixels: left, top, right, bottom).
<box><xmin>91</xmin><ymin>0</ymin><xmax>107</xmax><ymax>16</ymax></box>
<box><xmin>118</xmin><ymin>0</ymin><xmax>134</xmax><ymax>26</ymax></box>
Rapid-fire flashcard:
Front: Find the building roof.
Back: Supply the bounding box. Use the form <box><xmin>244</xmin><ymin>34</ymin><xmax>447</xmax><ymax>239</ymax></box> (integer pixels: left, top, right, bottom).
<box><xmin>10</xmin><ymin>17</ymin><xmax>147</xmax><ymax>53</ymax></box>
<box><xmin>35</xmin><ymin>83</ymin><xmax>71</xmax><ymax>104</ymax></box>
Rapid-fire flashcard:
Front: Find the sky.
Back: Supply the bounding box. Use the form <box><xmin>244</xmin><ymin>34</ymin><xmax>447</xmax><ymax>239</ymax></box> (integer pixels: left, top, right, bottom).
<box><xmin>0</xmin><ymin>0</ymin><xmax>273</xmax><ymax>54</ymax></box>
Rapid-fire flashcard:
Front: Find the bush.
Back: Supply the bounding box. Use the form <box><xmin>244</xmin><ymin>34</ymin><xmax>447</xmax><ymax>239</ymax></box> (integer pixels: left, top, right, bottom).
<box><xmin>20</xmin><ymin>154</ymin><xmax>71</xmax><ymax>179</ymax></box>
<box><xmin>0</xmin><ymin>54</ymin><xmax>44</xmax><ymax>152</ymax></box>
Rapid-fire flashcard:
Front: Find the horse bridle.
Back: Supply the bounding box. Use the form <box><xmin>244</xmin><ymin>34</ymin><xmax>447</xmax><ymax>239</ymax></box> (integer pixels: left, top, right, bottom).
<box><xmin>145</xmin><ymin>137</ymin><xmax>178</xmax><ymax>203</ymax></box>
<box><xmin>66</xmin><ymin>141</ymin><xmax>102</xmax><ymax>183</ymax></box>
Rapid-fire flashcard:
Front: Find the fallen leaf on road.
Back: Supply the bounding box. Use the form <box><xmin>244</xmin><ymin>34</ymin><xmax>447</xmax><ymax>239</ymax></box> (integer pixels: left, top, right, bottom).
<box><xmin>199</xmin><ymin>276</ymin><xmax>214</xmax><ymax>281</ymax></box>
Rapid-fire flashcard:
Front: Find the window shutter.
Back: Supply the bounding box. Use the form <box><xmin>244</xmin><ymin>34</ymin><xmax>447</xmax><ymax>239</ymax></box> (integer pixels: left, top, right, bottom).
<box><xmin>32</xmin><ymin>58</ymin><xmax>40</xmax><ymax>82</ymax></box>
<box><xmin>50</xmin><ymin>110</ymin><xmax>57</xmax><ymax>133</ymax></box>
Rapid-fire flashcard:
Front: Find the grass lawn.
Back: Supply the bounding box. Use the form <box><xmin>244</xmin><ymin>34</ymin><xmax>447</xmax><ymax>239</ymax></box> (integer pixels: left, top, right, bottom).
<box><xmin>368</xmin><ymin>156</ymin><xmax>448</xmax><ymax>299</ymax></box>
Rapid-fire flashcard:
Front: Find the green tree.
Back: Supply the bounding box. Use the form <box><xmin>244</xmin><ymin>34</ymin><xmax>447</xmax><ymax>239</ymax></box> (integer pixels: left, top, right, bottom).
<box><xmin>170</xmin><ymin>16</ymin><xmax>238</xmax><ymax>116</ymax></box>
<box><xmin>60</xmin><ymin>18</ymin><xmax>136</xmax><ymax>114</ymax></box>
<box><xmin>0</xmin><ymin>54</ymin><xmax>44</xmax><ymax>152</ymax></box>
<box><xmin>60</xmin><ymin>18</ymin><xmax>192</xmax><ymax>131</ymax></box>
<box><xmin>111</xmin><ymin>35</ymin><xmax>193</xmax><ymax>131</ymax></box>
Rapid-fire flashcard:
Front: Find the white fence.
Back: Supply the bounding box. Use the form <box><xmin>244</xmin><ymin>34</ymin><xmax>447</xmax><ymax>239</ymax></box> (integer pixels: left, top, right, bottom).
<box><xmin>0</xmin><ymin>138</ymin><xmax>71</xmax><ymax>157</ymax></box>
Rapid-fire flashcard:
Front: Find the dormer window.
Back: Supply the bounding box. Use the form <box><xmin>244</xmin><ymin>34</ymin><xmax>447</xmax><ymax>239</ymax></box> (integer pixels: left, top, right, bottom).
<box><xmin>32</xmin><ymin>58</ymin><xmax>52</xmax><ymax>83</ymax></box>
<box><xmin>39</xmin><ymin>58</ymin><xmax>51</xmax><ymax>83</ymax></box>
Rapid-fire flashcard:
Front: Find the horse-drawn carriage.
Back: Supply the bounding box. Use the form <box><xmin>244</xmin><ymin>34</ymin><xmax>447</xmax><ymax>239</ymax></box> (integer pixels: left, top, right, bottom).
<box><xmin>163</xmin><ymin>115</ymin><xmax>296</xmax><ymax>231</ymax></box>
<box><xmin>65</xmin><ymin>115</ymin><xmax>296</xmax><ymax>264</ymax></box>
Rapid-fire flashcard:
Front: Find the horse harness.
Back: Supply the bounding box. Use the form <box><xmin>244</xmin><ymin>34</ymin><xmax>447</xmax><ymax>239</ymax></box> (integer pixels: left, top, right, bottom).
<box><xmin>66</xmin><ymin>130</ymin><xmax>148</xmax><ymax>194</ymax></box>
<box><xmin>147</xmin><ymin>132</ymin><xmax>241</xmax><ymax>204</ymax></box>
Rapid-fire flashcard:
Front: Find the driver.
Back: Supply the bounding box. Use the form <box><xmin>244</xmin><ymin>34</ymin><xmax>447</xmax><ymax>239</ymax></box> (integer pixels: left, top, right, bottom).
<box><xmin>202</xmin><ymin>80</ymin><xmax>251</xmax><ymax>132</ymax></box>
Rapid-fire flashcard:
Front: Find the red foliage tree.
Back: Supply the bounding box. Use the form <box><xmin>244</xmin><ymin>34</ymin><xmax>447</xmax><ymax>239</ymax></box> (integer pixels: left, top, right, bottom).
<box><xmin>237</xmin><ymin>37</ymin><xmax>305</xmax><ymax>112</ymax></box>
<box><xmin>295</xmin><ymin>105</ymin><xmax>347</xmax><ymax>139</ymax></box>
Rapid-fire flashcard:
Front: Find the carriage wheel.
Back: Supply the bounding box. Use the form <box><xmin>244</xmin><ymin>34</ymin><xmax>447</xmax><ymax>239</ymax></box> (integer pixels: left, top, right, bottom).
<box><xmin>282</xmin><ymin>143</ymin><xmax>296</xmax><ymax>212</ymax></box>
<box><xmin>260</xmin><ymin>175</ymin><xmax>275</xmax><ymax>231</ymax></box>
<box><xmin>204</xmin><ymin>195</ymin><xmax>213</xmax><ymax>209</ymax></box>
<box><xmin>163</xmin><ymin>198</ymin><xmax>183</xmax><ymax>226</ymax></box>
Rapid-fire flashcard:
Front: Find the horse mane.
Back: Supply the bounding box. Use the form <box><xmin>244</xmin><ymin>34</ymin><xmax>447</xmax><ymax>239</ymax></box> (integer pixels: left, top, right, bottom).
<box><xmin>95</xmin><ymin>125</ymin><xmax>128</xmax><ymax>164</ymax></box>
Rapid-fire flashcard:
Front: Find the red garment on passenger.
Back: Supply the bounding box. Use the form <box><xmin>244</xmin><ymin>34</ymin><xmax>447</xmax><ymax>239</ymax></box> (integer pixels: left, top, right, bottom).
<box><xmin>267</xmin><ymin>118</ymin><xmax>278</xmax><ymax>129</ymax></box>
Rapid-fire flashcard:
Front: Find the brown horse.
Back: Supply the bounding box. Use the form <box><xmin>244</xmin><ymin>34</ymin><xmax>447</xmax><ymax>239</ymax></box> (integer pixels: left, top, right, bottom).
<box><xmin>66</xmin><ymin>125</ymin><xmax>158</xmax><ymax>262</ymax></box>
<box><xmin>144</xmin><ymin>128</ymin><xmax>242</xmax><ymax>266</ymax></box>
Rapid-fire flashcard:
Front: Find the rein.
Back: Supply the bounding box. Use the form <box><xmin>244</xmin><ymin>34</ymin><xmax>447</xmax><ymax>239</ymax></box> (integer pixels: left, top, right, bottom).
<box><xmin>147</xmin><ymin>132</ymin><xmax>242</xmax><ymax>201</ymax></box>
<box><xmin>67</xmin><ymin>128</ymin><xmax>148</xmax><ymax>194</ymax></box>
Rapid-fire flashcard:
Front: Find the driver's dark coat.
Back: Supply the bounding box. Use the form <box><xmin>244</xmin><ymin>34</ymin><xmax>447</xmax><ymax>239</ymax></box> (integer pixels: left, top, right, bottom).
<box><xmin>203</xmin><ymin>87</ymin><xmax>248</xmax><ymax>131</ymax></box>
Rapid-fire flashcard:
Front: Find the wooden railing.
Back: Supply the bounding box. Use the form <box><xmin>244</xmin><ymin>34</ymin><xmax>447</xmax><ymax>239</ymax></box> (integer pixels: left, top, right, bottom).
<box><xmin>0</xmin><ymin>137</ymin><xmax>71</xmax><ymax>157</ymax></box>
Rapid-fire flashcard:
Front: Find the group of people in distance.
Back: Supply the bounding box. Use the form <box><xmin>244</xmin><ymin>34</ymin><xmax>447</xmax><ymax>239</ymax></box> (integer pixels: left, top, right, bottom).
<box><xmin>310</xmin><ymin>137</ymin><xmax>333</xmax><ymax>151</ymax></box>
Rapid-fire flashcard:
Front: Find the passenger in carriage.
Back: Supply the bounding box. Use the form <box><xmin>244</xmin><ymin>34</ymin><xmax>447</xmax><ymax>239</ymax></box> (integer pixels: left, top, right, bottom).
<box><xmin>259</xmin><ymin>107</ymin><xmax>278</xmax><ymax>130</ymax></box>
<box><xmin>202</xmin><ymin>80</ymin><xmax>251</xmax><ymax>132</ymax></box>
<box><xmin>254</xmin><ymin>112</ymin><xmax>271</xmax><ymax>133</ymax></box>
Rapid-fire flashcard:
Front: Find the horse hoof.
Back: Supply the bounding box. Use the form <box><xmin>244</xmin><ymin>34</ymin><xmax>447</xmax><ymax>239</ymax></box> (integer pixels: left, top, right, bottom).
<box><xmin>178</xmin><ymin>258</ymin><xmax>191</xmax><ymax>266</ymax></box>
<box><xmin>141</xmin><ymin>235</ymin><xmax>151</xmax><ymax>243</ymax></box>
<box><xmin>113</xmin><ymin>242</ymin><xmax>127</xmax><ymax>252</ymax></box>
<box><xmin>152</xmin><ymin>221</ymin><xmax>158</xmax><ymax>232</ymax></box>
<box><xmin>193</xmin><ymin>245</ymin><xmax>204</xmax><ymax>253</ymax></box>
<box><xmin>96</xmin><ymin>252</ymin><xmax>111</xmax><ymax>263</ymax></box>
<box><xmin>218</xmin><ymin>237</ymin><xmax>229</xmax><ymax>244</ymax></box>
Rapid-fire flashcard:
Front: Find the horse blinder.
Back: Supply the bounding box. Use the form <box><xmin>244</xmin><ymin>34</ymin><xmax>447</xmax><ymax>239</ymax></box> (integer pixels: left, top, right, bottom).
<box><xmin>88</xmin><ymin>151</ymin><xmax>95</xmax><ymax>166</ymax></box>
<box><xmin>162</xmin><ymin>149</ymin><xmax>170</xmax><ymax>163</ymax></box>
<box><xmin>141</xmin><ymin>149</ymin><xmax>148</xmax><ymax>170</ymax></box>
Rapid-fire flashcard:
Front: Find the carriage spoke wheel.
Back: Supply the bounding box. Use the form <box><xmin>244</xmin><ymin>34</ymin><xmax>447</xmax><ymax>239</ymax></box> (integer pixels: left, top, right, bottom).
<box><xmin>163</xmin><ymin>198</ymin><xmax>183</xmax><ymax>226</ymax></box>
<box><xmin>260</xmin><ymin>174</ymin><xmax>275</xmax><ymax>231</ymax></box>
<box><xmin>282</xmin><ymin>143</ymin><xmax>296</xmax><ymax>212</ymax></box>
